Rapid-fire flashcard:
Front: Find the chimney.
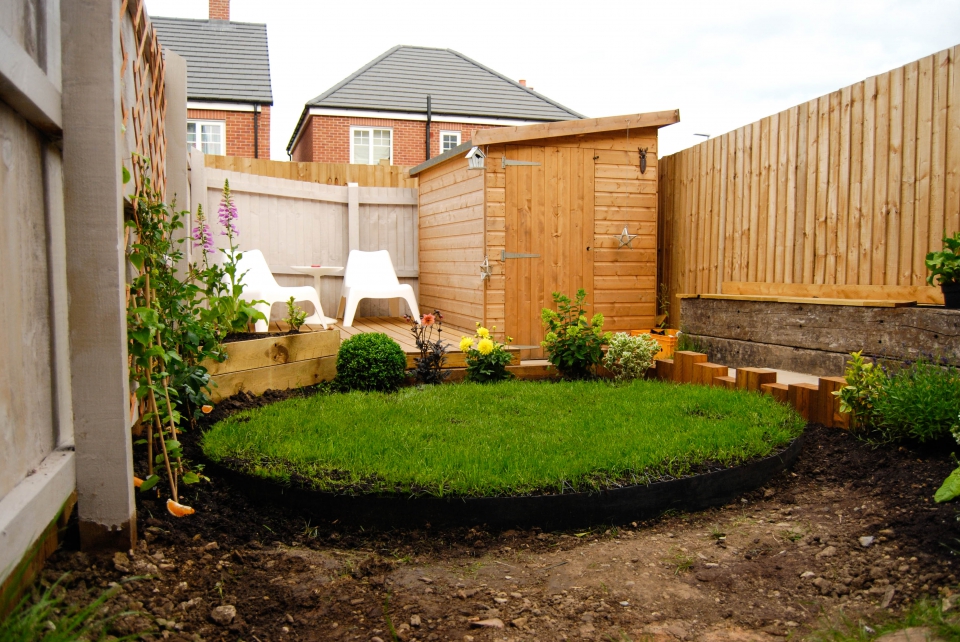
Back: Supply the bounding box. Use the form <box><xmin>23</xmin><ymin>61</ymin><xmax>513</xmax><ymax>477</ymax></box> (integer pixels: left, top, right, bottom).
<box><xmin>209</xmin><ymin>0</ymin><xmax>229</xmax><ymax>20</ymax></box>
<box><xmin>518</xmin><ymin>79</ymin><xmax>526</xmax><ymax>87</ymax></box>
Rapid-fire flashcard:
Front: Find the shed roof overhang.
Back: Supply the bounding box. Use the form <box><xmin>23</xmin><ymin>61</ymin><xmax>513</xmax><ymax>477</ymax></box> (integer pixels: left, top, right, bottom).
<box><xmin>408</xmin><ymin>110</ymin><xmax>680</xmax><ymax>176</ymax></box>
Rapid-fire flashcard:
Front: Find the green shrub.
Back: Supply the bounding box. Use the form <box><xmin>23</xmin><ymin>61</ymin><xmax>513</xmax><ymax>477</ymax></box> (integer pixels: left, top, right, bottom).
<box><xmin>603</xmin><ymin>332</ymin><xmax>660</xmax><ymax>381</ymax></box>
<box><xmin>875</xmin><ymin>357</ymin><xmax>960</xmax><ymax>443</ymax></box>
<box><xmin>540</xmin><ymin>289</ymin><xmax>610</xmax><ymax>379</ymax></box>
<box><xmin>335</xmin><ymin>332</ymin><xmax>406</xmax><ymax>392</ymax></box>
<box><xmin>835</xmin><ymin>350</ymin><xmax>889</xmax><ymax>432</ymax></box>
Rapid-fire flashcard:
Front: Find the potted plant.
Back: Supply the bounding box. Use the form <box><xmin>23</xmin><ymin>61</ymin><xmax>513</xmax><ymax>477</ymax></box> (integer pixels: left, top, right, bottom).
<box><xmin>926</xmin><ymin>232</ymin><xmax>960</xmax><ymax>309</ymax></box>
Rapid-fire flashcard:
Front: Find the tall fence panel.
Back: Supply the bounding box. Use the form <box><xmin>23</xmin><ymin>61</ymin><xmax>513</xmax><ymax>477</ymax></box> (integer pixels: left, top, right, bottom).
<box><xmin>192</xmin><ymin>164</ymin><xmax>419</xmax><ymax>320</ymax></box>
<box><xmin>204</xmin><ymin>155</ymin><xmax>418</xmax><ymax>188</ymax></box>
<box><xmin>659</xmin><ymin>44</ymin><xmax>960</xmax><ymax>324</ymax></box>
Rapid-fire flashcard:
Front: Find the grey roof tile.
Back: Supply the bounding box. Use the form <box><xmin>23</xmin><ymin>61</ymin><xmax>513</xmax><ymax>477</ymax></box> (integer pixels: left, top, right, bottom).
<box><xmin>306</xmin><ymin>45</ymin><xmax>582</xmax><ymax>121</ymax></box>
<box><xmin>152</xmin><ymin>17</ymin><xmax>273</xmax><ymax>104</ymax></box>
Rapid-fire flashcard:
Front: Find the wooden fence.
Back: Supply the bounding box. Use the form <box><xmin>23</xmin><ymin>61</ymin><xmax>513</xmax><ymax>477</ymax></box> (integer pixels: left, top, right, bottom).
<box><xmin>190</xmin><ymin>159</ymin><xmax>419</xmax><ymax>320</ymax></box>
<box><xmin>658</xmin><ymin>44</ymin><xmax>960</xmax><ymax>325</ymax></box>
<box><xmin>204</xmin><ymin>155</ymin><xmax>418</xmax><ymax>188</ymax></box>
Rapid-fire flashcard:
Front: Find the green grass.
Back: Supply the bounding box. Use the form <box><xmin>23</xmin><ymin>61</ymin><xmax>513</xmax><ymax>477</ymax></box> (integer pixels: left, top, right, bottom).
<box><xmin>807</xmin><ymin>596</ymin><xmax>960</xmax><ymax>641</ymax></box>
<box><xmin>202</xmin><ymin>379</ymin><xmax>804</xmax><ymax>498</ymax></box>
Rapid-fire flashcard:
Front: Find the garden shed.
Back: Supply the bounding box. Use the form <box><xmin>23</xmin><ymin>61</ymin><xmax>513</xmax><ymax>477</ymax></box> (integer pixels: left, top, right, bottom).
<box><xmin>409</xmin><ymin>110</ymin><xmax>680</xmax><ymax>357</ymax></box>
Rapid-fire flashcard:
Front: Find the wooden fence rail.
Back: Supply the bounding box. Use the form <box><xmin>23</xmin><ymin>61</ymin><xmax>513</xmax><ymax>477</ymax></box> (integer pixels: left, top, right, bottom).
<box><xmin>204</xmin><ymin>155</ymin><xmax>418</xmax><ymax>188</ymax></box>
<box><xmin>658</xmin><ymin>44</ymin><xmax>960</xmax><ymax>326</ymax></box>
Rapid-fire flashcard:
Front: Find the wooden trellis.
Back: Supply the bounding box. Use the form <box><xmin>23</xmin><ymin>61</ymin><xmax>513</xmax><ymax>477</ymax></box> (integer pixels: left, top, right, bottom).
<box><xmin>119</xmin><ymin>0</ymin><xmax>166</xmax><ymax>199</ymax></box>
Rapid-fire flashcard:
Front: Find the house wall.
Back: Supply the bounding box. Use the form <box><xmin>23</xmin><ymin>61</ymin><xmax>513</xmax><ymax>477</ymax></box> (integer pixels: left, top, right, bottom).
<box><xmin>416</xmin><ymin>156</ymin><xmax>486</xmax><ymax>331</ymax></box>
<box><xmin>188</xmin><ymin>105</ymin><xmax>271</xmax><ymax>159</ymax></box>
<box><xmin>291</xmin><ymin>114</ymin><xmax>503</xmax><ymax>165</ymax></box>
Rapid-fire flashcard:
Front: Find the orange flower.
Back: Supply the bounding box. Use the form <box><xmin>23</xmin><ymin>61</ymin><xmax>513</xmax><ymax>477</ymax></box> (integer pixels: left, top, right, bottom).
<box><xmin>167</xmin><ymin>499</ymin><xmax>195</xmax><ymax>517</ymax></box>
<box><xmin>133</xmin><ymin>476</ymin><xmax>144</xmax><ymax>488</ymax></box>
<box><xmin>201</xmin><ymin>404</ymin><xmax>213</xmax><ymax>414</ymax></box>
<box><xmin>421</xmin><ymin>313</ymin><xmax>435</xmax><ymax>326</ymax></box>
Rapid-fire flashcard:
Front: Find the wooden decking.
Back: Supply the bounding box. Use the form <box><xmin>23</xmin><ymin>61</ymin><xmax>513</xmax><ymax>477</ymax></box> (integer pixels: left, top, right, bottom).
<box><xmin>332</xmin><ymin>317</ymin><xmax>470</xmax><ymax>355</ymax></box>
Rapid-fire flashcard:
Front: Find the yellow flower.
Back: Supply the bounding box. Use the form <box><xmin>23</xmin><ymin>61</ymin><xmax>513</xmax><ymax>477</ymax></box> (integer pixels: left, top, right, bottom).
<box><xmin>477</xmin><ymin>338</ymin><xmax>494</xmax><ymax>355</ymax></box>
<box><xmin>477</xmin><ymin>327</ymin><xmax>490</xmax><ymax>339</ymax></box>
<box><xmin>459</xmin><ymin>336</ymin><xmax>473</xmax><ymax>353</ymax></box>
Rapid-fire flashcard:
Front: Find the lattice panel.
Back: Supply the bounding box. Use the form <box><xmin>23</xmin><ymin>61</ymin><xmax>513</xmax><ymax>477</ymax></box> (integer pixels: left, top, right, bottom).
<box><xmin>119</xmin><ymin>0</ymin><xmax>166</xmax><ymax>200</ymax></box>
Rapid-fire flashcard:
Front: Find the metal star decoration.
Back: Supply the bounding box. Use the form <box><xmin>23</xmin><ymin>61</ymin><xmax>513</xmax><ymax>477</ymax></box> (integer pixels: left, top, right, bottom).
<box><xmin>614</xmin><ymin>226</ymin><xmax>638</xmax><ymax>249</ymax></box>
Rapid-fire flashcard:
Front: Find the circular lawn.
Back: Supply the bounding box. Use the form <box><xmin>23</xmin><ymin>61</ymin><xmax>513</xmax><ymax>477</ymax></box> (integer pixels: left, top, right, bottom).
<box><xmin>202</xmin><ymin>379</ymin><xmax>804</xmax><ymax>499</ymax></box>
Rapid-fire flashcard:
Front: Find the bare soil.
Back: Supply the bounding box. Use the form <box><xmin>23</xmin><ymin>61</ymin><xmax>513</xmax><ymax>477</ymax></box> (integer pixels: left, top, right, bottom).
<box><xmin>40</xmin><ymin>400</ymin><xmax>960</xmax><ymax>641</ymax></box>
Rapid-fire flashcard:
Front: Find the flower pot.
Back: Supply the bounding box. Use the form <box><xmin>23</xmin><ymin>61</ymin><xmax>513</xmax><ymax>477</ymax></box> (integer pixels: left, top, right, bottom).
<box><xmin>943</xmin><ymin>282</ymin><xmax>960</xmax><ymax>309</ymax></box>
<box><xmin>629</xmin><ymin>330</ymin><xmax>677</xmax><ymax>360</ymax></box>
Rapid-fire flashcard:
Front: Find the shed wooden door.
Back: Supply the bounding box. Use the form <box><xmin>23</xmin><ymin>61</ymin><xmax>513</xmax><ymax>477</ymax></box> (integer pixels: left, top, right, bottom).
<box><xmin>503</xmin><ymin>145</ymin><xmax>595</xmax><ymax>359</ymax></box>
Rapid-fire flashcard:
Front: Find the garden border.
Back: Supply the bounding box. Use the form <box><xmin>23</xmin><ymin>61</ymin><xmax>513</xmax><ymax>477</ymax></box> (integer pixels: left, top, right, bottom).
<box><xmin>204</xmin><ymin>435</ymin><xmax>804</xmax><ymax>530</ymax></box>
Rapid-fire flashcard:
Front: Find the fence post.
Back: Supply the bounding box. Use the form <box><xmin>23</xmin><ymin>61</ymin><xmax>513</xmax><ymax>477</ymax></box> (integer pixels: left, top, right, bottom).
<box><xmin>347</xmin><ymin>182</ymin><xmax>359</xmax><ymax>253</ymax></box>
<box><xmin>61</xmin><ymin>0</ymin><xmax>136</xmax><ymax>551</ymax></box>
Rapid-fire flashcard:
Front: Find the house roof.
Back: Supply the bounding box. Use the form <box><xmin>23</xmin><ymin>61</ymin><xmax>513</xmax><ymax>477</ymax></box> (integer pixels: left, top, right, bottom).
<box><xmin>287</xmin><ymin>45</ymin><xmax>584</xmax><ymax>153</ymax></box>
<box><xmin>408</xmin><ymin>110</ymin><xmax>681</xmax><ymax>176</ymax></box>
<box><xmin>152</xmin><ymin>17</ymin><xmax>273</xmax><ymax>104</ymax></box>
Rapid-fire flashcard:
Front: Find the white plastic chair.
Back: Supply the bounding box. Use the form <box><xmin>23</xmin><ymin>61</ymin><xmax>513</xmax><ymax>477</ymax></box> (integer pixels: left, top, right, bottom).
<box><xmin>233</xmin><ymin>249</ymin><xmax>335</xmax><ymax>332</ymax></box>
<box><xmin>338</xmin><ymin>250</ymin><xmax>420</xmax><ymax>327</ymax></box>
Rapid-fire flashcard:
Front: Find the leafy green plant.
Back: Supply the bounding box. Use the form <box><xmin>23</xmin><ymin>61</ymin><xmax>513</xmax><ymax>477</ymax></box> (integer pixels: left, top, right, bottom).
<box><xmin>603</xmin><ymin>332</ymin><xmax>660</xmax><ymax>381</ymax></box>
<box><xmin>335</xmin><ymin>332</ymin><xmax>407</xmax><ymax>392</ymax></box>
<box><xmin>540</xmin><ymin>289</ymin><xmax>610</xmax><ymax>379</ymax></box>
<box><xmin>461</xmin><ymin>324</ymin><xmax>514</xmax><ymax>383</ymax></box>
<box><xmin>834</xmin><ymin>351</ymin><xmax>889</xmax><ymax>432</ymax></box>
<box><xmin>874</xmin><ymin>357</ymin><xmax>960</xmax><ymax>443</ymax></box>
<box><xmin>926</xmin><ymin>231</ymin><xmax>960</xmax><ymax>286</ymax></box>
<box><xmin>284</xmin><ymin>296</ymin><xmax>308</xmax><ymax>333</ymax></box>
<box><xmin>192</xmin><ymin>180</ymin><xmax>266</xmax><ymax>337</ymax></box>
<box><xmin>676</xmin><ymin>330</ymin><xmax>706</xmax><ymax>354</ymax></box>
<box><xmin>0</xmin><ymin>574</ymin><xmax>149</xmax><ymax>642</ymax></box>
<box><xmin>126</xmin><ymin>164</ymin><xmax>214</xmax><ymax>510</ymax></box>
<box><xmin>406</xmin><ymin>311</ymin><xmax>449</xmax><ymax>385</ymax></box>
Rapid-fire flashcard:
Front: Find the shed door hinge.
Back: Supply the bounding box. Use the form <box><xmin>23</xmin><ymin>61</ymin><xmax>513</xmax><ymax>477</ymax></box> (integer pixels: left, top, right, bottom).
<box><xmin>501</xmin><ymin>251</ymin><xmax>541</xmax><ymax>260</ymax></box>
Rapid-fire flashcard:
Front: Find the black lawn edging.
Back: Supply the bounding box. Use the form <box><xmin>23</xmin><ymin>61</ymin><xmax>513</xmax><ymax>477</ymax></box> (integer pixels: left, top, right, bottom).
<box><xmin>205</xmin><ymin>434</ymin><xmax>804</xmax><ymax>531</ymax></box>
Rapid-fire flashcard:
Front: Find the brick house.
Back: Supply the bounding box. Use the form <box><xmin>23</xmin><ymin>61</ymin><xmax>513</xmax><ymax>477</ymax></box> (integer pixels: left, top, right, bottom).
<box><xmin>153</xmin><ymin>0</ymin><xmax>272</xmax><ymax>158</ymax></box>
<box><xmin>286</xmin><ymin>46</ymin><xmax>583</xmax><ymax>165</ymax></box>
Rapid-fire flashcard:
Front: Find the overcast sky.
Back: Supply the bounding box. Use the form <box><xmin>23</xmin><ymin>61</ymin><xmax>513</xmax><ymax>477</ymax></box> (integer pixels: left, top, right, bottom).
<box><xmin>145</xmin><ymin>0</ymin><xmax>960</xmax><ymax>161</ymax></box>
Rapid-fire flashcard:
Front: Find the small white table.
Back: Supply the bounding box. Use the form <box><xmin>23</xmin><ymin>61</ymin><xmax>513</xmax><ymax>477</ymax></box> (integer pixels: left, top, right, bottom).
<box><xmin>290</xmin><ymin>265</ymin><xmax>344</xmax><ymax>297</ymax></box>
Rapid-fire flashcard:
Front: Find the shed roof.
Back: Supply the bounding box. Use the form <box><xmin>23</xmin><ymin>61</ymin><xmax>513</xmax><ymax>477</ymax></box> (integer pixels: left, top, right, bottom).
<box><xmin>152</xmin><ymin>17</ymin><xmax>273</xmax><ymax>104</ymax></box>
<box><xmin>408</xmin><ymin>110</ymin><xmax>681</xmax><ymax>176</ymax></box>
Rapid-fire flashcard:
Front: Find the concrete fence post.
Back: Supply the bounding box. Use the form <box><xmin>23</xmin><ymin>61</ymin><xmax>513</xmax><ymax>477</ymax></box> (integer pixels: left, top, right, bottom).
<box><xmin>61</xmin><ymin>0</ymin><xmax>136</xmax><ymax>551</ymax></box>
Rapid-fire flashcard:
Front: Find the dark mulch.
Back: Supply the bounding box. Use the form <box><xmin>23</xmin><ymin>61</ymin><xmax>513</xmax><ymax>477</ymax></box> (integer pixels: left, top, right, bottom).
<box><xmin>35</xmin><ymin>394</ymin><xmax>960</xmax><ymax>641</ymax></box>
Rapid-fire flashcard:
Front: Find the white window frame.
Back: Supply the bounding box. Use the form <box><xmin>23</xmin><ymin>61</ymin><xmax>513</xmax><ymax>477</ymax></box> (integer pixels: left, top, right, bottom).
<box><xmin>440</xmin><ymin>130</ymin><xmax>461</xmax><ymax>154</ymax></box>
<box><xmin>187</xmin><ymin>119</ymin><xmax>226</xmax><ymax>156</ymax></box>
<box><xmin>349</xmin><ymin>126</ymin><xmax>393</xmax><ymax>165</ymax></box>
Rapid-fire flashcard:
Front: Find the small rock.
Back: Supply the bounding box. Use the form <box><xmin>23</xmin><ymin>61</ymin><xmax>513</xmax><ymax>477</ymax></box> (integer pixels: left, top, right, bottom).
<box><xmin>204</xmin><ymin>542</ymin><xmax>219</xmax><ymax>551</ymax></box>
<box><xmin>579</xmin><ymin>623</ymin><xmax>596</xmax><ymax>635</ymax></box>
<box><xmin>764</xmin><ymin>488</ymin><xmax>776</xmax><ymax>498</ymax></box>
<box><xmin>785</xmin><ymin>621</ymin><xmax>799</xmax><ymax>627</ymax></box>
<box><xmin>371</xmin><ymin>638</ymin><xmax>385</xmax><ymax>642</ymax></box>
<box><xmin>619</xmin><ymin>601</ymin><xmax>630</xmax><ymax>606</ymax></box>
<box><xmin>800</xmin><ymin>571</ymin><xmax>815</xmax><ymax>578</ymax></box>
<box><xmin>509</xmin><ymin>592</ymin><xmax>522</xmax><ymax>599</ymax></box>
<box><xmin>881</xmin><ymin>587</ymin><xmax>896</xmax><ymax>609</ymax></box>
<box><xmin>281</xmin><ymin>626</ymin><xmax>289</xmax><ymax>633</ymax></box>
<box><xmin>816</xmin><ymin>546</ymin><xmax>837</xmax><ymax>558</ymax></box>
<box><xmin>510</xmin><ymin>617</ymin><xmax>528</xmax><ymax>628</ymax></box>
<box><xmin>665</xmin><ymin>624</ymin><xmax>690</xmax><ymax>640</ymax></box>
<box><xmin>470</xmin><ymin>618</ymin><xmax>504</xmax><ymax>629</ymax></box>
<box><xmin>457</xmin><ymin>588</ymin><xmax>478</xmax><ymax>599</ymax></box>
<box><xmin>418</xmin><ymin>577</ymin><xmax>433</xmax><ymax>584</ymax></box>
<box><xmin>285</xmin><ymin>614</ymin><xmax>294</xmax><ymax>624</ymax></box>
<box><xmin>875</xmin><ymin>627</ymin><xmax>942</xmax><ymax>642</ymax></box>
<box><xmin>410</xmin><ymin>615</ymin><xmax>421</xmax><ymax>627</ymax></box>
<box><xmin>210</xmin><ymin>605</ymin><xmax>236</xmax><ymax>626</ymax></box>
<box><xmin>860</xmin><ymin>536</ymin><xmax>876</xmax><ymax>548</ymax></box>
<box><xmin>879</xmin><ymin>528</ymin><xmax>895</xmax><ymax>536</ymax></box>
<box><xmin>494</xmin><ymin>597</ymin><xmax>508</xmax><ymax>604</ymax></box>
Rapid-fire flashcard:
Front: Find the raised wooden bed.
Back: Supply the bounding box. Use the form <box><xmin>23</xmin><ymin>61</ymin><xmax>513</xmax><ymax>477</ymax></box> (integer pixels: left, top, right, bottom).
<box><xmin>203</xmin><ymin>330</ymin><xmax>340</xmax><ymax>401</ymax></box>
